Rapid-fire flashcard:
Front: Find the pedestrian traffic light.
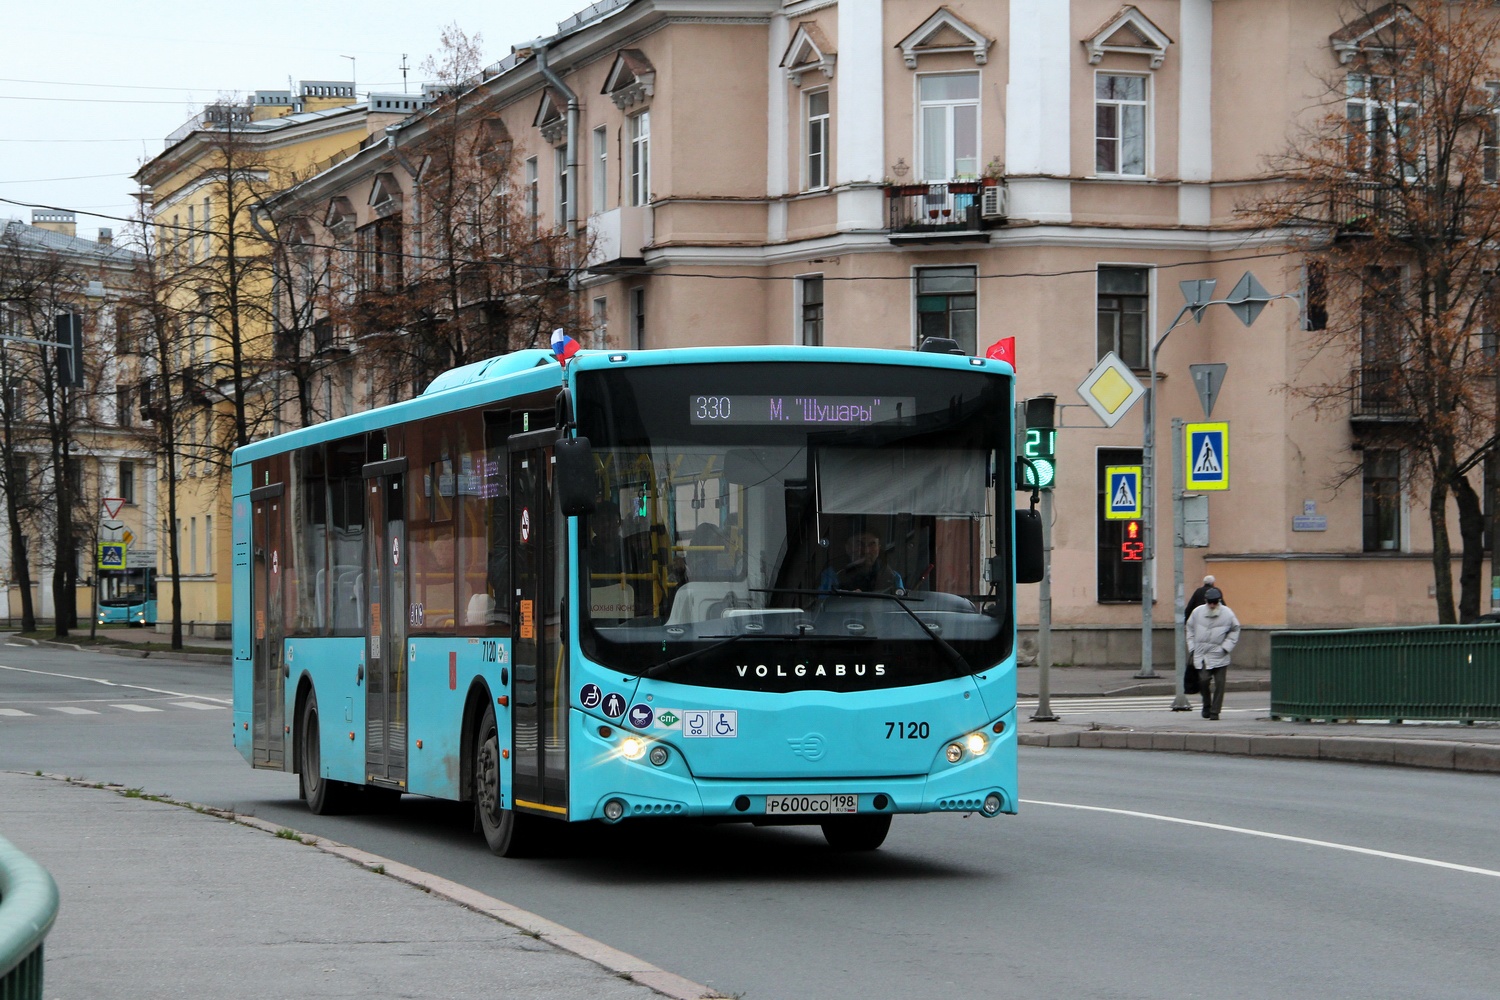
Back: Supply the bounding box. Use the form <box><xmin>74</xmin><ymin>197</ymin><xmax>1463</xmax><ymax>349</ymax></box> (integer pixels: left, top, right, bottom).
<box><xmin>1121</xmin><ymin>519</ymin><xmax>1144</xmax><ymax>562</ymax></box>
<box><xmin>1022</xmin><ymin>395</ymin><xmax>1056</xmax><ymax>490</ymax></box>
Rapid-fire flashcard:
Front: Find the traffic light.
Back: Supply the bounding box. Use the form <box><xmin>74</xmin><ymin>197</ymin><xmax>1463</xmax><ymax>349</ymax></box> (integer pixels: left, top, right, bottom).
<box><xmin>1121</xmin><ymin>519</ymin><xmax>1144</xmax><ymax>562</ymax></box>
<box><xmin>1022</xmin><ymin>395</ymin><xmax>1056</xmax><ymax>490</ymax></box>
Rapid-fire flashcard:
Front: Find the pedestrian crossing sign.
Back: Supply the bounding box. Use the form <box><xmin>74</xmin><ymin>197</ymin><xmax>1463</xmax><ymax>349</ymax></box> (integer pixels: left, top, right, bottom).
<box><xmin>97</xmin><ymin>542</ymin><xmax>127</xmax><ymax>571</ymax></box>
<box><xmin>1104</xmin><ymin>465</ymin><xmax>1142</xmax><ymax>520</ymax></box>
<box><xmin>1185</xmin><ymin>422</ymin><xmax>1229</xmax><ymax>491</ymax></box>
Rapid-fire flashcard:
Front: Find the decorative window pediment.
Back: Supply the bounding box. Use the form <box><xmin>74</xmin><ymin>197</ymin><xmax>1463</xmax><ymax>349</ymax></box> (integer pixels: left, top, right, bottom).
<box><xmin>324</xmin><ymin>196</ymin><xmax>355</xmax><ymax>231</ymax></box>
<box><xmin>534</xmin><ymin>89</ymin><xmax>567</xmax><ymax>145</ymax></box>
<box><xmin>1083</xmin><ymin>6</ymin><xmax>1173</xmax><ymax>69</ymax></box>
<box><xmin>476</xmin><ymin>117</ymin><xmax>511</xmax><ymax>156</ymax></box>
<box><xmin>602</xmin><ymin>49</ymin><xmax>656</xmax><ymax>110</ymax></box>
<box><xmin>781</xmin><ymin>21</ymin><xmax>836</xmax><ymax>86</ymax></box>
<box><xmin>897</xmin><ymin>7</ymin><xmax>992</xmax><ymax>70</ymax></box>
<box><xmin>1329</xmin><ymin>3</ymin><xmax>1415</xmax><ymax>65</ymax></box>
<box><xmin>368</xmin><ymin>172</ymin><xmax>403</xmax><ymax>213</ymax></box>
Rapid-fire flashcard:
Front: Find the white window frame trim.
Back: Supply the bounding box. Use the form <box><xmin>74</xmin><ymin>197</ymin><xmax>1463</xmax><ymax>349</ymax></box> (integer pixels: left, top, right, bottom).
<box><xmin>804</xmin><ymin>88</ymin><xmax>831</xmax><ymax>192</ymax></box>
<box><xmin>914</xmin><ymin>70</ymin><xmax>982</xmax><ymax>183</ymax></box>
<box><xmin>1092</xmin><ymin>71</ymin><xmax>1153</xmax><ymax>180</ymax></box>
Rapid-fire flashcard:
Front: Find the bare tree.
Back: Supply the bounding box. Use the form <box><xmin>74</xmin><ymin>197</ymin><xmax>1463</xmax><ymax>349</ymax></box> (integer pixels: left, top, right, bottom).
<box><xmin>1244</xmin><ymin>0</ymin><xmax>1500</xmax><ymax>621</ymax></box>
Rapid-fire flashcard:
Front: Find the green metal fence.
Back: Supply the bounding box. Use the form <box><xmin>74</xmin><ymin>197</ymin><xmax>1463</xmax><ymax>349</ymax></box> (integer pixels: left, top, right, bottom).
<box><xmin>1271</xmin><ymin>625</ymin><xmax>1500</xmax><ymax>723</ymax></box>
<box><xmin>0</xmin><ymin>833</ymin><xmax>58</xmax><ymax>1000</ymax></box>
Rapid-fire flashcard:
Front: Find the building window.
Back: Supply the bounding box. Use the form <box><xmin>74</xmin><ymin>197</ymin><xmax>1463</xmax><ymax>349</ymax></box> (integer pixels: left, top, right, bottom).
<box><xmin>1095</xmin><ymin>74</ymin><xmax>1148</xmax><ymax>176</ymax></box>
<box><xmin>1097</xmin><ymin>266</ymin><xmax>1150</xmax><ymax>368</ymax></box>
<box><xmin>1346</xmin><ymin>73</ymin><xmax>1417</xmax><ymax>177</ymax></box>
<box><xmin>1097</xmin><ymin>447</ymin><xmax>1144</xmax><ymax>603</ymax></box>
<box><xmin>201</xmin><ymin>196</ymin><xmax>211</xmax><ymax>260</ymax></box>
<box><xmin>525</xmin><ymin>157</ymin><xmax>539</xmax><ymax>232</ymax></box>
<box><xmin>66</xmin><ymin>457</ymin><xmax>83</xmax><ymax>496</ymax></box>
<box><xmin>7</xmin><ymin>384</ymin><xmax>23</xmax><ymax>424</ymax></box>
<box><xmin>205</xmin><ymin>514</ymin><xmax>213</xmax><ymax>573</ymax></box>
<box><xmin>592</xmin><ymin>296</ymin><xmax>608</xmax><ymax>349</ymax></box>
<box><xmin>915</xmin><ymin>266</ymin><xmax>976</xmax><ymax>354</ymax></box>
<box><xmin>186</xmin><ymin>205</ymin><xmax>196</xmax><ymax>265</ymax></box>
<box><xmin>629</xmin><ymin>111</ymin><xmax>651</xmax><ymax>207</ymax></box>
<box><xmin>555</xmin><ymin>145</ymin><xmax>570</xmax><ymax>227</ymax></box>
<box><xmin>805</xmin><ymin>89</ymin><xmax>830</xmax><ymax>190</ymax></box>
<box><xmin>592</xmin><ymin>125</ymin><xmax>608</xmax><ymax>213</ymax></box>
<box><xmin>799</xmin><ymin>275</ymin><xmax>824</xmax><ymax>346</ymax></box>
<box><xmin>116</xmin><ymin>386</ymin><xmax>133</xmax><ymax>427</ymax></box>
<box><xmin>630</xmin><ymin>287</ymin><xmax>646</xmax><ymax>350</ymax></box>
<box><xmin>918</xmin><ymin>73</ymin><xmax>979</xmax><ymax>181</ymax></box>
<box><xmin>1359</xmin><ymin>265</ymin><xmax>1402</xmax><ymax>412</ymax></box>
<box><xmin>1363</xmin><ymin>449</ymin><xmax>1402</xmax><ymax>551</ymax></box>
<box><xmin>119</xmin><ymin>461</ymin><xmax>135</xmax><ymax>505</ymax></box>
<box><xmin>190</xmin><ymin>516</ymin><xmax>198</xmax><ymax>574</ymax></box>
<box><xmin>1303</xmin><ymin>259</ymin><xmax>1328</xmax><ymax>332</ymax></box>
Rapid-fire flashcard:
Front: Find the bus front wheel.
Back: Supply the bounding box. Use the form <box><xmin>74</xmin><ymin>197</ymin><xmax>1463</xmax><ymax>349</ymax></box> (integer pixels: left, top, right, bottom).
<box><xmin>821</xmin><ymin>814</ymin><xmax>892</xmax><ymax>851</ymax></box>
<box><xmin>475</xmin><ymin>703</ymin><xmax>532</xmax><ymax>857</ymax></box>
<box><xmin>299</xmin><ymin>692</ymin><xmax>354</xmax><ymax>815</ymax></box>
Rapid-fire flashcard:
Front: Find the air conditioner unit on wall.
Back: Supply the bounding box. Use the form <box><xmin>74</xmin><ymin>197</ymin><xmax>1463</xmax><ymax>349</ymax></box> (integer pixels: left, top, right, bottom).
<box><xmin>980</xmin><ymin>182</ymin><xmax>1007</xmax><ymax>219</ymax></box>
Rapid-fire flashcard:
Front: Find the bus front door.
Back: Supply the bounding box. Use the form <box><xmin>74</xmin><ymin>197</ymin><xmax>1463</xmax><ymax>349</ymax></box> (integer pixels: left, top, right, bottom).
<box><xmin>363</xmin><ymin>459</ymin><xmax>408</xmax><ymax>789</ymax></box>
<box><xmin>250</xmin><ymin>484</ymin><xmax>285</xmax><ymax>770</ymax></box>
<box><xmin>509</xmin><ymin>431</ymin><xmax>568</xmax><ymax>817</ymax></box>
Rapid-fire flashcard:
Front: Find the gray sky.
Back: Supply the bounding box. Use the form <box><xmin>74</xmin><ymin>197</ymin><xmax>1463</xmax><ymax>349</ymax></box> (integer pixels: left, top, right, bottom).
<box><xmin>2</xmin><ymin>0</ymin><xmax>594</xmax><ymax>240</ymax></box>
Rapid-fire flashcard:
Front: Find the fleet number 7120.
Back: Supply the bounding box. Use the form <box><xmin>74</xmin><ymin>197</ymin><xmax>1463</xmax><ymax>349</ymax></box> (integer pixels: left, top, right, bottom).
<box><xmin>885</xmin><ymin>721</ymin><xmax>930</xmax><ymax>739</ymax></box>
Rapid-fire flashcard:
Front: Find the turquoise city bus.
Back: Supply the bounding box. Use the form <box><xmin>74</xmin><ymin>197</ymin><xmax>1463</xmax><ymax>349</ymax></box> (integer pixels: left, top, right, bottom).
<box><xmin>97</xmin><ymin>567</ymin><xmax>158</xmax><ymax>626</ymax></box>
<box><xmin>231</xmin><ymin>344</ymin><xmax>1040</xmax><ymax>855</ymax></box>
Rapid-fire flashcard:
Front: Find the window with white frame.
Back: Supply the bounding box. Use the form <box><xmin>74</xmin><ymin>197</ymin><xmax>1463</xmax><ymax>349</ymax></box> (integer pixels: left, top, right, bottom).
<box><xmin>805</xmin><ymin>89</ymin><xmax>830</xmax><ymax>190</ymax></box>
<box><xmin>629</xmin><ymin>111</ymin><xmax>651</xmax><ymax>206</ymax></box>
<box><xmin>592</xmin><ymin>125</ymin><xmax>608</xmax><ymax>213</ymax></box>
<box><xmin>555</xmin><ymin>144</ymin><xmax>570</xmax><ymax>227</ymax></box>
<box><xmin>1095</xmin><ymin>74</ymin><xmax>1148</xmax><ymax>176</ymax></box>
<box><xmin>918</xmin><ymin>73</ymin><xmax>979</xmax><ymax>181</ymax></box>
<box><xmin>915</xmin><ymin>266</ymin><xmax>976</xmax><ymax>353</ymax></box>
<box><xmin>592</xmin><ymin>296</ymin><xmax>608</xmax><ymax>349</ymax></box>
<box><xmin>119</xmin><ymin>460</ymin><xmax>135</xmax><ymax>504</ymax></box>
<box><xmin>1363</xmin><ymin>449</ymin><xmax>1402</xmax><ymax>551</ymax></box>
<box><xmin>799</xmin><ymin>275</ymin><xmax>824</xmax><ymax>346</ymax></box>
<box><xmin>524</xmin><ymin>157</ymin><xmax>539</xmax><ymax>232</ymax></box>
<box><xmin>187</xmin><ymin>205</ymin><xmax>196</xmax><ymax>264</ymax></box>
<box><xmin>201</xmin><ymin>196</ymin><xmax>211</xmax><ymax>260</ymax></box>
<box><xmin>1346</xmin><ymin>73</ymin><xmax>1418</xmax><ymax>177</ymax></box>
<box><xmin>205</xmin><ymin>514</ymin><xmax>213</xmax><ymax>573</ymax></box>
<box><xmin>1097</xmin><ymin>266</ymin><xmax>1149</xmax><ymax>367</ymax></box>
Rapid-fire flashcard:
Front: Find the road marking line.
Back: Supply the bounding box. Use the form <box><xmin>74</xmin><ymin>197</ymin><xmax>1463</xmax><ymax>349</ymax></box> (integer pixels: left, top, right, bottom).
<box><xmin>49</xmin><ymin>706</ymin><xmax>100</xmax><ymax>715</ymax></box>
<box><xmin>0</xmin><ymin>708</ymin><xmax>34</xmax><ymax>717</ymax></box>
<box><xmin>1023</xmin><ymin>798</ymin><xmax>1500</xmax><ymax>879</ymax></box>
<box><xmin>112</xmin><ymin>704</ymin><xmax>164</xmax><ymax>713</ymax></box>
<box><xmin>170</xmin><ymin>701</ymin><xmax>224</xmax><ymax>711</ymax></box>
<box><xmin>0</xmin><ymin>663</ymin><xmax>230</xmax><ymax>704</ymax></box>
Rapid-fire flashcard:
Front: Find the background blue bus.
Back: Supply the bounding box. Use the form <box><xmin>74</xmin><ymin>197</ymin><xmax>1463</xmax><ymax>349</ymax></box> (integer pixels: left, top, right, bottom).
<box><xmin>97</xmin><ymin>567</ymin><xmax>157</xmax><ymax>626</ymax></box>
<box><xmin>232</xmin><ymin>345</ymin><xmax>1039</xmax><ymax>855</ymax></box>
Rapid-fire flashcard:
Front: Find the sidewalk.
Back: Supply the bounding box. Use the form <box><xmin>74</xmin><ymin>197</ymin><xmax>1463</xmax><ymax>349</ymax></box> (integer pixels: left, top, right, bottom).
<box><xmin>0</xmin><ymin>770</ymin><xmax>714</xmax><ymax>1000</ymax></box>
<box><xmin>1017</xmin><ymin>664</ymin><xmax>1500</xmax><ymax>775</ymax></box>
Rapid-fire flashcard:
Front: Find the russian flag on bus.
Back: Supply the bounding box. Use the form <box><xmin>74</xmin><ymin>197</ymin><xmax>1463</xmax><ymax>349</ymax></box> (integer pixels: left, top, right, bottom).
<box><xmin>551</xmin><ymin>328</ymin><xmax>581</xmax><ymax>363</ymax></box>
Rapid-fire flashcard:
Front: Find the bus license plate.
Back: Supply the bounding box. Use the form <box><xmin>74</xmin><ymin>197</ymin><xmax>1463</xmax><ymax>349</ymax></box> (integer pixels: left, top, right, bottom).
<box><xmin>763</xmin><ymin>794</ymin><xmax>858</xmax><ymax>816</ymax></box>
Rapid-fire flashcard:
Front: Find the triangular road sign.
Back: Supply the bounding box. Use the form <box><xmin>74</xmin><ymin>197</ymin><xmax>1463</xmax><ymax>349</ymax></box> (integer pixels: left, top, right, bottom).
<box><xmin>102</xmin><ymin>497</ymin><xmax>126</xmax><ymax>519</ymax></box>
<box><xmin>1188</xmin><ymin>363</ymin><xmax>1227</xmax><ymax>419</ymax></box>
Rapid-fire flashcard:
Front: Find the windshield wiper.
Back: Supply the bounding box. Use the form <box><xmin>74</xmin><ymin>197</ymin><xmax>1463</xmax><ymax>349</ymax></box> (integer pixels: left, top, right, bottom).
<box><xmin>646</xmin><ymin>629</ymin><xmax>789</xmax><ymax>679</ymax></box>
<box><xmin>752</xmin><ymin>588</ymin><xmax>970</xmax><ymax>678</ymax></box>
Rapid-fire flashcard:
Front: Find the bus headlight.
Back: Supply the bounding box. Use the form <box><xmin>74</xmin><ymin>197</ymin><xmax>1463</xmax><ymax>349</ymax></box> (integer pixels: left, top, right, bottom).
<box><xmin>945</xmin><ymin>743</ymin><xmax>964</xmax><ymax>763</ymax></box>
<box><xmin>965</xmin><ymin>732</ymin><xmax>987</xmax><ymax>756</ymax></box>
<box><xmin>620</xmin><ymin>736</ymin><xmax>646</xmax><ymax>761</ymax></box>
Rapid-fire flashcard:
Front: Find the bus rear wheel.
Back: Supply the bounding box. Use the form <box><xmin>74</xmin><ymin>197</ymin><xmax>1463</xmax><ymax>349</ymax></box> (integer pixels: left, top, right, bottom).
<box><xmin>475</xmin><ymin>703</ymin><xmax>532</xmax><ymax>857</ymax></box>
<box><xmin>821</xmin><ymin>814</ymin><xmax>892</xmax><ymax>851</ymax></box>
<box><xmin>299</xmin><ymin>692</ymin><xmax>354</xmax><ymax>815</ymax></box>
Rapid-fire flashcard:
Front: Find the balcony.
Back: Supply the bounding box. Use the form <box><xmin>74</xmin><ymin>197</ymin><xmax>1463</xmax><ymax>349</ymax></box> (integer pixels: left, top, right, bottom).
<box><xmin>886</xmin><ymin>181</ymin><xmax>1005</xmax><ymax>242</ymax></box>
<box><xmin>1350</xmin><ymin>366</ymin><xmax>1417</xmax><ymax>424</ymax></box>
<box><xmin>587</xmin><ymin>205</ymin><xmax>653</xmax><ymax>272</ymax></box>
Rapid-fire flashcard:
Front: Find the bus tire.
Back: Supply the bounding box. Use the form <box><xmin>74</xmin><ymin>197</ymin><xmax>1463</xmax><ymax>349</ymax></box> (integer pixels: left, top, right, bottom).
<box><xmin>475</xmin><ymin>702</ymin><xmax>531</xmax><ymax>857</ymax></box>
<box><xmin>299</xmin><ymin>692</ymin><xmax>354</xmax><ymax>815</ymax></box>
<box><xmin>821</xmin><ymin>814</ymin><xmax>892</xmax><ymax>851</ymax></box>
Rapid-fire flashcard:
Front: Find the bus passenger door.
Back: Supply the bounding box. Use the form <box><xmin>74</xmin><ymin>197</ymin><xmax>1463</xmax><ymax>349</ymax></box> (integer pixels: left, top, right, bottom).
<box><xmin>250</xmin><ymin>484</ymin><xmax>285</xmax><ymax>770</ymax></box>
<box><xmin>509</xmin><ymin>430</ymin><xmax>568</xmax><ymax>816</ymax></box>
<box><xmin>363</xmin><ymin>459</ymin><xmax>408</xmax><ymax>788</ymax></box>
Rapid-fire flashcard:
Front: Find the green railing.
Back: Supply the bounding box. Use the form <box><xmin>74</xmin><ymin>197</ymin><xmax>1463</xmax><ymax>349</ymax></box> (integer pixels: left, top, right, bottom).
<box><xmin>0</xmin><ymin>832</ymin><xmax>58</xmax><ymax>1000</ymax></box>
<box><xmin>1271</xmin><ymin>625</ymin><xmax>1500</xmax><ymax>722</ymax></box>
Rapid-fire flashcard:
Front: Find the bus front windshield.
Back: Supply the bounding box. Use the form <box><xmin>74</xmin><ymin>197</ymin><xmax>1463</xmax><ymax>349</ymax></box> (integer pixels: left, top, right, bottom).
<box><xmin>573</xmin><ymin>361</ymin><xmax>1014</xmax><ymax>692</ymax></box>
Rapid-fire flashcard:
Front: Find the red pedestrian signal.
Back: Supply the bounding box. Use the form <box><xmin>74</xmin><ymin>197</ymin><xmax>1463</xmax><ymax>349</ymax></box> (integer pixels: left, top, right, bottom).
<box><xmin>1121</xmin><ymin>520</ymin><xmax>1144</xmax><ymax>562</ymax></box>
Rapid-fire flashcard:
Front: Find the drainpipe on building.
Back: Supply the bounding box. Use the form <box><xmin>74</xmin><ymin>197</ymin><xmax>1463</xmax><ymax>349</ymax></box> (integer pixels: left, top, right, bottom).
<box><xmin>523</xmin><ymin>37</ymin><xmax>580</xmax><ymax>242</ymax></box>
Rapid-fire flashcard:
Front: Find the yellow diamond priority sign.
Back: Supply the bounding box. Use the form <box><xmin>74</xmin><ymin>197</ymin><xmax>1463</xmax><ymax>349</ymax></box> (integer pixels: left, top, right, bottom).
<box><xmin>1078</xmin><ymin>351</ymin><xmax>1146</xmax><ymax>428</ymax></box>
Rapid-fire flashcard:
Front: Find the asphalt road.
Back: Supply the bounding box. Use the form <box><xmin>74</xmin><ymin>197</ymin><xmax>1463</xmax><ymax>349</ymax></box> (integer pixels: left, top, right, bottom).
<box><xmin>4</xmin><ymin>643</ymin><xmax>1499</xmax><ymax>1000</ymax></box>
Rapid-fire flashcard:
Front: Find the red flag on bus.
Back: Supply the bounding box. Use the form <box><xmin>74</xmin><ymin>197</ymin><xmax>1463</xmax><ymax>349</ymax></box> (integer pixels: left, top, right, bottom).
<box><xmin>986</xmin><ymin>337</ymin><xmax>1016</xmax><ymax>368</ymax></box>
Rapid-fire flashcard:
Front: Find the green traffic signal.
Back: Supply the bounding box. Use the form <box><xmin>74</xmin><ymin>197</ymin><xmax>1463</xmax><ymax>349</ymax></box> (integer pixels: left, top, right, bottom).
<box><xmin>1022</xmin><ymin>396</ymin><xmax>1056</xmax><ymax>490</ymax></box>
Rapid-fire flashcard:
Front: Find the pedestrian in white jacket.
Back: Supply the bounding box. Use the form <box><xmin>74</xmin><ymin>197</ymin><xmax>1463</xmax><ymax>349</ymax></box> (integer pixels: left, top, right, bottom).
<box><xmin>1185</xmin><ymin>588</ymin><xmax>1239</xmax><ymax>720</ymax></box>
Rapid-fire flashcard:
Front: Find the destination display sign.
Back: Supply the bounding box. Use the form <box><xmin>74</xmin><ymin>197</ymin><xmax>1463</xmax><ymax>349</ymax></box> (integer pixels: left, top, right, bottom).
<box><xmin>689</xmin><ymin>394</ymin><xmax>916</xmax><ymax>426</ymax></box>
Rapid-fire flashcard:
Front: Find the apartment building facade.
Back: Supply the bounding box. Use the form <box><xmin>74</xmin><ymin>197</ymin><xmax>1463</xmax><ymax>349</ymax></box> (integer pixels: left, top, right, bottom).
<box><xmin>268</xmin><ymin>0</ymin><xmax>1492</xmax><ymax>662</ymax></box>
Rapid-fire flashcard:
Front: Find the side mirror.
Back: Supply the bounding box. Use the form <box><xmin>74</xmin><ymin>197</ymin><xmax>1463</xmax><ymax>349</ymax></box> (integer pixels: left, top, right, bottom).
<box><xmin>555</xmin><ymin>437</ymin><xmax>597</xmax><ymax>516</ymax></box>
<box><xmin>1015</xmin><ymin>508</ymin><xmax>1043</xmax><ymax>584</ymax></box>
